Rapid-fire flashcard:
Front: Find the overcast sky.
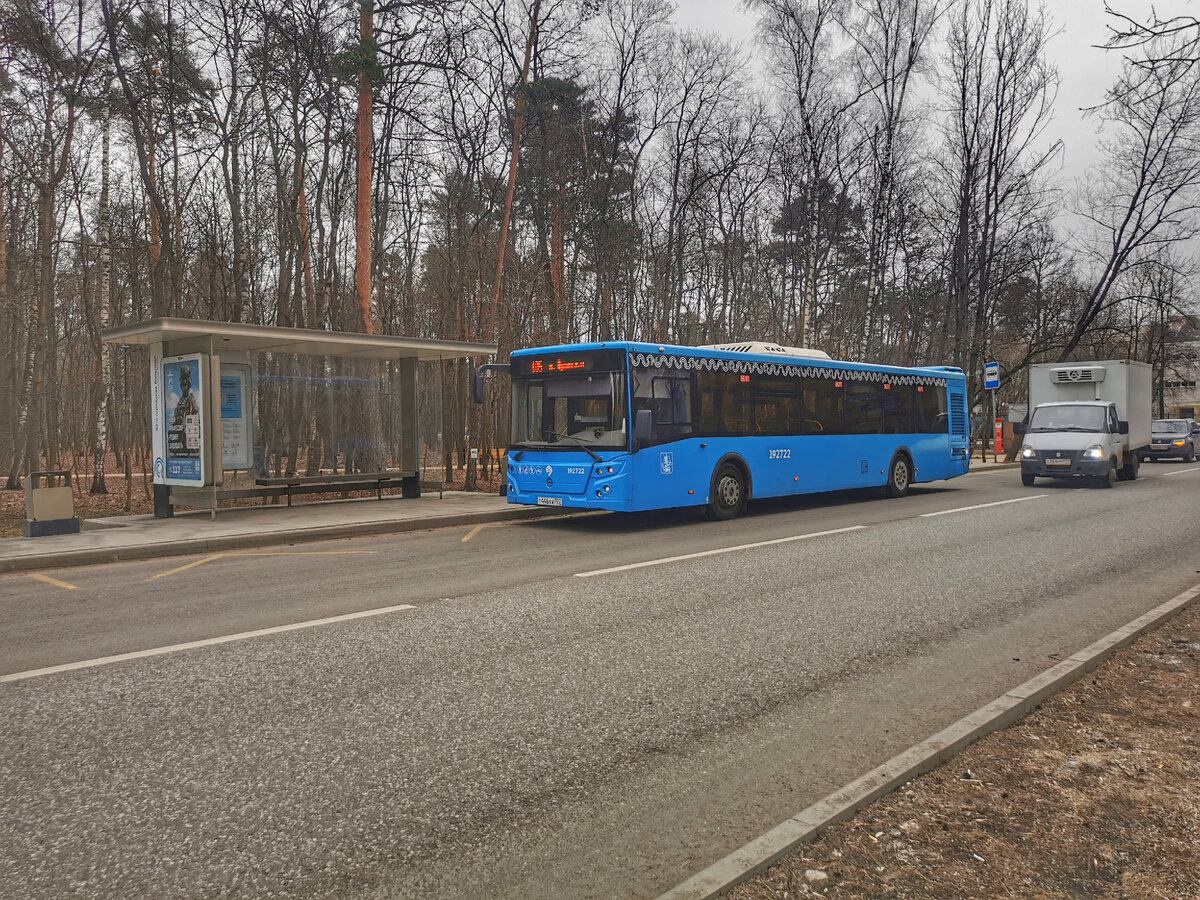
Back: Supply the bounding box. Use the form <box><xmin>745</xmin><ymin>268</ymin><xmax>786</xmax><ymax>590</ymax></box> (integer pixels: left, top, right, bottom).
<box><xmin>671</xmin><ymin>0</ymin><xmax>1192</xmax><ymax>182</ymax></box>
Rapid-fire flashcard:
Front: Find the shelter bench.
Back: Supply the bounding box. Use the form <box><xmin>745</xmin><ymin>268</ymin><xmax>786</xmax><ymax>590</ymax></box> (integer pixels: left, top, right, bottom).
<box><xmin>254</xmin><ymin>470</ymin><xmax>418</xmax><ymax>506</ymax></box>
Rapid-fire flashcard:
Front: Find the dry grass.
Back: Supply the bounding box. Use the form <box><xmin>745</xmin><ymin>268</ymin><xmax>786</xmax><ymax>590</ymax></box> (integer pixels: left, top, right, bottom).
<box><xmin>730</xmin><ymin>605</ymin><xmax>1200</xmax><ymax>899</ymax></box>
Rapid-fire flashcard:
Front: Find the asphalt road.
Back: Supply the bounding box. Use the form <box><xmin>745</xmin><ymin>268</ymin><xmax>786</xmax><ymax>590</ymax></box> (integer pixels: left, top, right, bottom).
<box><xmin>2</xmin><ymin>463</ymin><xmax>1200</xmax><ymax>898</ymax></box>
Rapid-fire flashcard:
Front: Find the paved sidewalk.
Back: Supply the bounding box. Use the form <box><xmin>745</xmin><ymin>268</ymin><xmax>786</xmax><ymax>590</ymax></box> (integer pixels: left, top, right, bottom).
<box><xmin>0</xmin><ymin>460</ymin><xmax>1017</xmax><ymax>573</ymax></box>
<box><xmin>0</xmin><ymin>492</ymin><xmax>556</xmax><ymax>573</ymax></box>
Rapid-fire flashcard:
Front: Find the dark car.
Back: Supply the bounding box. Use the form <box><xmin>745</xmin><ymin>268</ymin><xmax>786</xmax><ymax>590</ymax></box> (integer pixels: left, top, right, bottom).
<box><xmin>1141</xmin><ymin>418</ymin><xmax>1198</xmax><ymax>462</ymax></box>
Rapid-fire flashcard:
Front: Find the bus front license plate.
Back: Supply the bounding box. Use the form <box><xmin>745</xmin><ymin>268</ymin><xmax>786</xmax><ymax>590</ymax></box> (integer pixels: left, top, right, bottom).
<box><xmin>537</xmin><ymin>496</ymin><xmax>563</xmax><ymax>506</ymax></box>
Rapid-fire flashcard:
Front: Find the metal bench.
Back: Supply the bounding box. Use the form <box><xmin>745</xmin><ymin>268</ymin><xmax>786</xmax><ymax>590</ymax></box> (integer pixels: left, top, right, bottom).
<box><xmin>254</xmin><ymin>470</ymin><xmax>417</xmax><ymax>506</ymax></box>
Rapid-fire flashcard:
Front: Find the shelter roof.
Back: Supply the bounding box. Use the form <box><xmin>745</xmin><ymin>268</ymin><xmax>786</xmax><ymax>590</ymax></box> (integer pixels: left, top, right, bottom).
<box><xmin>103</xmin><ymin>317</ymin><xmax>496</xmax><ymax>361</ymax></box>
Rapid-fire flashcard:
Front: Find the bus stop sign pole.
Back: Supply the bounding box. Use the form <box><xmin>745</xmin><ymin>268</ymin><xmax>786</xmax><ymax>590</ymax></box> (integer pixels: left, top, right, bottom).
<box><xmin>984</xmin><ymin>362</ymin><xmax>1000</xmax><ymax>463</ymax></box>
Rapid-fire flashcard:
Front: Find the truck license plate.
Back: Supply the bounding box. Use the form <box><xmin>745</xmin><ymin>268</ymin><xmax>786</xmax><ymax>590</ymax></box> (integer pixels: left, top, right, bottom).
<box><xmin>537</xmin><ymin>496</ymin><xmax>563</xmax><ymax>506</ymax></box>
<box><xmin>1045</xmin><ymin>459</ymin><xmax>1070</xmax><ymax>466</ymax></box>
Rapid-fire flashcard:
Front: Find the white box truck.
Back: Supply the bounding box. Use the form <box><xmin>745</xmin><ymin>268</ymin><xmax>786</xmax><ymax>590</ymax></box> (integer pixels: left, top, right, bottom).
<box><xmin>1015</xmin><ymin>360</ymin><xmax>1152</xmax><ymax>488</ymax></box>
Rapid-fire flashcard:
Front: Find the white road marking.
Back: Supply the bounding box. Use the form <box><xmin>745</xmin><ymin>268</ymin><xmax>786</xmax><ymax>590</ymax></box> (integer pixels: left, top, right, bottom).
<box><xmin>0</xmin><ymin>603</ymin><xmax>417</xmax><ymax>685</ymax></box>
<box><xmin>920</xmin><ymin>495</ymin><xmax>1046</xmax><ymax>517</ymax></box>
<box><xmin>1162</xmin><ymin>467</ymin><xmax>1200</xmax><ymax>476</ymax></box>
<box><xmin>574</xmin><ymin>526</ymin><xmax>866</xmax><ymax>578</ymax></box>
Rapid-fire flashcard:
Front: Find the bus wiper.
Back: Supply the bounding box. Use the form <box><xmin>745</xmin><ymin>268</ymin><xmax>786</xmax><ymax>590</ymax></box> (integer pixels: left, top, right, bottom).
<box><xmin>543</xmin><ymin>430</ymin><xmax>602</xmax><ymax>461</ymax></box>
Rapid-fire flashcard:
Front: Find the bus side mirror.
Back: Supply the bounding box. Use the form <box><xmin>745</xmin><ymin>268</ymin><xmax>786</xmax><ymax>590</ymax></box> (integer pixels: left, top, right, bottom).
<box><xmin>472</xmin><ymin>363</ymin><xmax>510</xmax><ymax>404</ymax></box>
<box><xmin>1117</xmin><ymin>420</ymin><xmax>1129</xmax><ymax>435</ymax></box>
<box><xmin>632</xmin><ymin>409</ymin><xmax>652</xmax><ymax>452</ymax></box>
<box><xmin>1013</xmin><ymin>422</ymin><xmax>1026</xmax><ymax>436</ymax></box>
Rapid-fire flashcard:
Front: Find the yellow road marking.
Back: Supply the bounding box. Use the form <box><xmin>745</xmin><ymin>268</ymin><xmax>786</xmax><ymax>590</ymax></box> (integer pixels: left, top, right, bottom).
<box><xmin>28</xmin><ymin>573</ymin><xmax>78</xmax><ymax>591</ymax></box>
<box><xmin>149</xmin><ymin>554</ymin><xmax>225</xmax><ymax>580</ymax></box>
<box><xmin>149</xmin><ymin>550</ymin><xmax>375</xmax><ymax>580</ymax></box>
<box><xmin>462</xmin><ymin>525</ymin><xmax>485</xmax><ymax>543</ymax></box>
<box><xmin>224</xmin><ymin>550</ymin><xmax>377</xmax><ymax>557</ymax></box>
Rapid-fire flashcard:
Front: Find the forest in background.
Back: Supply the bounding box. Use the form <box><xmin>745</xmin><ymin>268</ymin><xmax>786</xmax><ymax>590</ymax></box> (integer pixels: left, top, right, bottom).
<box><xmin>2</xmin><ymin>0</ymin><xmax>1199</xmax><ymax>496</ymax></box>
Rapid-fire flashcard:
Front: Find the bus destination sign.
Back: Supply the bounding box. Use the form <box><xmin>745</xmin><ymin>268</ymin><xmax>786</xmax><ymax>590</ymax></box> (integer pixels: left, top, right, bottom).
<box><xmin>529</xmin><ymin>358</ymin><xmax>587</xmax><ymax>374</ymax></box>
<box><xmin>512</xmin><ymin>348</ymin><xmax>625</xmax><ymax>377</ymax></box>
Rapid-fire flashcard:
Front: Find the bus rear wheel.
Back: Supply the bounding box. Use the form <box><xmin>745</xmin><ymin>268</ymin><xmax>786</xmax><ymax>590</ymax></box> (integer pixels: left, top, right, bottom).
<box><xmin>706</xmin><ymin>463</ymin><xmax>745</xmax><ymax>520</ymax></box>
<box><xmin>884</xmin><ymin>454</ymin><xmax>911</xmax><ymax>498</ymax></box>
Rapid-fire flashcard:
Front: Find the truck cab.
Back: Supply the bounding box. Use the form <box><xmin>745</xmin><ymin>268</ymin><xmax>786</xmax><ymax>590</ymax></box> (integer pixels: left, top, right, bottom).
<box><xmin>1017</xmin><ymin>400</ymin><xmax>1130</xmax><ymax>487</ymax></box>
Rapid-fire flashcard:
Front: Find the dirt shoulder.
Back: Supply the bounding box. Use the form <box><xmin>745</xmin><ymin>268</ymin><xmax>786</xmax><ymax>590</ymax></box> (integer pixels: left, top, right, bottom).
<box><xmin>730</xmin><ymin>601</ymin><xmax>1200</xmax><ymax>899</ymax></box>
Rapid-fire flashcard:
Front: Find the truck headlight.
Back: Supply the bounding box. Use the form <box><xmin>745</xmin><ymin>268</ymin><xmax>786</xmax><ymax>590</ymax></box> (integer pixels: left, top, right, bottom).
<box><xmin>1082</xmin><ymin>445</ymin><xmax>1105</xmax><ymax>459</ymax></box>
<box><xmin>1021</xmin><ymin>446</ymin><xmax>1036</xmax><ymax>459</ymax></box>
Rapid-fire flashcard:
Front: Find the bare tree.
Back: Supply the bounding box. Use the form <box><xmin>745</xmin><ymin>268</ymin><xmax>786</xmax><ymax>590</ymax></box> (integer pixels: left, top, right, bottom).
<box><xmin>937</xmin><ymin>0</ymin><xmax>1059</xmax><ymax>406</ymax></box>
<box><xmin>1067</xmin><ymin>39</ymin><xmax>1200</xmax><ymax>358</ymax></box>
<box><xmin>748</xmin><ymin>0</ymin><xmax>854</xmax><ymax>347</ymax></box>
<box><xmin>847</xmin><ymin>0</ymin><xmax>943</xmax><ymax>355</ymax></box>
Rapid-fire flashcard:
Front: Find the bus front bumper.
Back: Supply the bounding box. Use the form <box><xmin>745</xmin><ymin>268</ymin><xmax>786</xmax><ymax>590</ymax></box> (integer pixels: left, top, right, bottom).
<box><xmin>508</xmin><ymin>489</ymin><xmax>635</xmax><ymax>512</ymax></box>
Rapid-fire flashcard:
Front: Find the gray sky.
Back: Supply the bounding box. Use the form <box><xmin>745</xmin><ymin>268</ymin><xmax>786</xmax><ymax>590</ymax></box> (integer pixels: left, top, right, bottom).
<box><xmin>671</xmin><ymin>0</ymin><xmax>1191</xmax><ymax>181</ymax></box>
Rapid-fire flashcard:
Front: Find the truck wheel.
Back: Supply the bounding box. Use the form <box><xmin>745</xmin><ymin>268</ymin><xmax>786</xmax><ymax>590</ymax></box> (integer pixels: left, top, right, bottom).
<box><xmin>884</xmin><ymin>453</ymin><xmax>911</xmax><ymax>498</ymax></box>
<box><xmin>1121</xmin><ymin>453</ymin><xmax>1139</xmax><ymax>481</ymax></box>
<box><xmin>1097</xmin><ymin>461</ymin><xmax>1116</xmax><ymax>488</ymax></box>
<box><xmin>1021</xmin><ymin>473</ymin><xmax>1036</xmax><ymax>487</ymax></box>
<box><xmin>706</xmin><ymin>463</ymin><xmax>745</xmax><ymax>520</ymax></box>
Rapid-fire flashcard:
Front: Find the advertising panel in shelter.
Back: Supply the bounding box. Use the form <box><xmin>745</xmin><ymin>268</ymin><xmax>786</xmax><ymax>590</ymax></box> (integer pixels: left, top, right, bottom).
<box><xmin>162</xmin><ymin>354</ymin><xmax>207</xmax><ymax>485</ymax></box>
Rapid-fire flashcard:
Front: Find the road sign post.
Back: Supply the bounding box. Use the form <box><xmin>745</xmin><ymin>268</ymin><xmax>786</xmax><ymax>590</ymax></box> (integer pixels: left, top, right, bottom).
<box><xmin>984</xmin><ymin>362</ymin><xmax>1000</xmax><ymax>463</ymax></box>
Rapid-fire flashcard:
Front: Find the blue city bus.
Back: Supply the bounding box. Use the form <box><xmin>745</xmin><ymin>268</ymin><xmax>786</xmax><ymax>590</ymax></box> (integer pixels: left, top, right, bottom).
<box><xmin>477</xmin><ymin>341</ymin><xmax>969</xmax><ymax>519</ymax></box>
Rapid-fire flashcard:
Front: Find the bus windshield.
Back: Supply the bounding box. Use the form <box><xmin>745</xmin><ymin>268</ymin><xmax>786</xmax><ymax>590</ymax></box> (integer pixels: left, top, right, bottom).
<box><xmin>511</xmin><ymin>371</ymin><xmax>628</xmax><ymax>451</ymax></box>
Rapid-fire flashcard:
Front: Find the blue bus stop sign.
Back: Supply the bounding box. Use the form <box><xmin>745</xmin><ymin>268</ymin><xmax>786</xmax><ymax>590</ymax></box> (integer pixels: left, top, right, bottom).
<box><xmin>984</xmin><ymin>362</ymin><xmax>999</xmax><ymax>391</ymax></box>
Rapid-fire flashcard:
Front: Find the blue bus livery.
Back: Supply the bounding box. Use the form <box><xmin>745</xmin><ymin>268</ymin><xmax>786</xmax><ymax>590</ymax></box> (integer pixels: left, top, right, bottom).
<box><xmin>482</xmin><ymin>340</ymin><xmax>969</xmax><ymax>519</ymax></box>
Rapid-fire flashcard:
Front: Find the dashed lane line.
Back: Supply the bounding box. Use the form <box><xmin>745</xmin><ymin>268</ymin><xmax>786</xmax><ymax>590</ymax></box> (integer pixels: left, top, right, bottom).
<box><xmin>919</xmin><ymin>495</ymin><xmax>1046</xmax><ymax>517</ymax></box>
<box><xmin>574</xmin><ymin>526</ymin><xmax>867</xmax><ymax>578</ymax></box>
<box><xmin>578</xmin><ymin>492</ymin><xmax>1059</xmax><ymax>577</ymax></box>
<box><xmin>0</xmin><ymin>602</ymin><xmax>417</xmax><ymax>684</ymax></box>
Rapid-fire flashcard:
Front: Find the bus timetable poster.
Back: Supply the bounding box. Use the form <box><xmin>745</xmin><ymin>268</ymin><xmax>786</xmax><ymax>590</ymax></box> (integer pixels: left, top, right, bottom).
<box><xmin>162</xmin><ymin>354</ymin><xmax>207</xmax><ymax>485</ymax></box>
<box><xmin>220</xmin><ymin>363</ymin><xmax>253</xmax><ymax>470</ymax></box>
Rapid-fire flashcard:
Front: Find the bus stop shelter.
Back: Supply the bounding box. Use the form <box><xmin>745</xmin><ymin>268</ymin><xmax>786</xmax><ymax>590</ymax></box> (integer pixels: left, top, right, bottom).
<box><xmin>103</xmin><ymin>317</ymin><xmax>496</xmax><ymax>517</ymax></box>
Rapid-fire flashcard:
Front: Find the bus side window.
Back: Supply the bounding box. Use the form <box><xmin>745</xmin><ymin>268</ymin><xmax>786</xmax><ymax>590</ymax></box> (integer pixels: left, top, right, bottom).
<box><xmin>632</xmin><ymin>370</ymin><xmax>693</xmax><ymax>444</ymax></box>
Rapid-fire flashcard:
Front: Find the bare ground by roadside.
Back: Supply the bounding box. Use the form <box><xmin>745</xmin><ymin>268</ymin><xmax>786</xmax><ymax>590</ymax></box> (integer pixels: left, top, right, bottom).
<box><xmin>729</xmin><ymin>601</ymin><xmax>1200</xmax><ymax>899</ymax></box>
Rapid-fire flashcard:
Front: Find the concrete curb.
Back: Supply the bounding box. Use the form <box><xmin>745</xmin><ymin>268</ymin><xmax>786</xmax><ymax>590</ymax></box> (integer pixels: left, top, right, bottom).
<box><xmin>0</xmin><ymin>505</ymin><xmax>565</xmax><ymax>574</ymax></box>
<box><xmin>658</xmin><ymin>581</ymin><xmax>1200</xmax><ymax>900</ymax></box>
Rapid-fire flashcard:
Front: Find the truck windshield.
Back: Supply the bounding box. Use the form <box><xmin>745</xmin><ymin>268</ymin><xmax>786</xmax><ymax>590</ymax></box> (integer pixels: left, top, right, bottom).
<box><xmin>1027</xmin><ymin>405</ymin><xmax>1106</xmax><ymax>433</ymax></box>
<box><xmin>511</xmin><ymin>372</ymin><xmax>628</xmax><ymax>451</ymax></box>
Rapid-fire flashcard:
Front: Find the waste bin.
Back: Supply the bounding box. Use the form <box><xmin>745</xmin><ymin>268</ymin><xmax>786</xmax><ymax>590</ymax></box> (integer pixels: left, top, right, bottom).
<box><xmin>24</xmin><ymin>470</ymin><xmax>81</xmax><ymax>537</ymax></box>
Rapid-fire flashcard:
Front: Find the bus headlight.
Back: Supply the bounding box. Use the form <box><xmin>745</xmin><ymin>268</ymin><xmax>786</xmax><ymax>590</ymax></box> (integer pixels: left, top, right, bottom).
<box><xmin>1021</xmin><ymin>446</ymin><xmax>1036</xmax><ymax>459</ymax></box>
<box><xmin>1082</xmin><ymin>445</ymin><xmax>1105</xmax><ymax>459</ymax></box>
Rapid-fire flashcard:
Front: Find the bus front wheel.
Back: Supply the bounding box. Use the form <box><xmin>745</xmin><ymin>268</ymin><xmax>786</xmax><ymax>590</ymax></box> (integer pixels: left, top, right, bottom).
<box><xmin>884</xmin><ymin>454</ymin><xmax>911</xmax><ymax>498</ymax></box>
<box><xmin>707</xmin><ymin>464</ymin><xmax>745</xmax><ymax>520</ymax></box>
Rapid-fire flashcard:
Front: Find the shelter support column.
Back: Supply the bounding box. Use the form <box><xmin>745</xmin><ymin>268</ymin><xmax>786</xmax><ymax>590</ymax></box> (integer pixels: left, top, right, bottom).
<box><xmin>399</xmin><ymin>357</ymin><xmax>420</xmax><ymax>498</ymax></box>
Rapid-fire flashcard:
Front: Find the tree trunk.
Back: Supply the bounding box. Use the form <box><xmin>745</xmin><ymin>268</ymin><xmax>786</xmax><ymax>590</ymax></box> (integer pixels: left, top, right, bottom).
<box><xmin>92</xmin><ymin>105</ymin><xmax>112</xmax><ymax>494</ymax></box>
<box><xmin>355</xmin><ymin>0</ymin><xmax>375</xmax><ymax>335</ymax></box>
